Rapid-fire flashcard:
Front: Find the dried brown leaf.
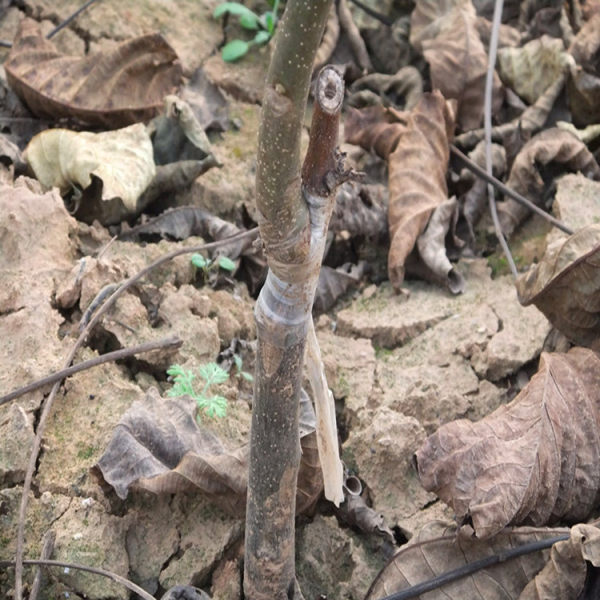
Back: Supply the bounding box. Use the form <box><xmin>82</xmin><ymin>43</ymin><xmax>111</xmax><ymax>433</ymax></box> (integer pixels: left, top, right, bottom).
<box><xmin>411</xmin><ymin>0</ymin><xmax>503</xmax><ymax>130</ymax></box>
<box><xmin>497</xmin><ymin>35</ymin><xmax>571</xmax><ymax>104</ymax></box>
<box><xmin>516</xmin><ymin>225</ymin><xmax>600</xmax><ymax>350</ymax></box>
<box><xmin>387</xmin><ymin>91</ymin><xmax>456</xmax><ymax>290</ymax></box>
<box><xmin>344</xmin><ymin>105</ymin><xmax>409</xmax><ymax>159</ymax></box>
<box><xmin>422</xmin><ymin>6</ymin><xmax>503</xmax><ymax>131</ymax></box>
<box><xmin>410</xmin><ymin>0</ymin><xmax>471</xmax><ymax>50</ymax></box>
<box><xmin>329</xmin><ymin>181</ymin><xmax>388</xmax><ymax>240</ymax></box>
<box><xmin>416</xmin><ymin>348</ymin><xmax>600</xmax><ymax>539</ymax></box>
<box><xmin>95</xmin><ymin>388</ymin><xmax>322</xmax><ymax>516</ymax></box>
<box><xmin>365</xmin><ymin>520</ymin><xmax>567</xmax><ymax>600</ymax></box>
<box><xmin>313</xmin><ymin>262</ymin><xmax>366</xmax><ymax>313</ymax></box>
<box><xmin>416</xmin><ymin>197</ymin><xmax>465</xmax><ymax>294</ymax></box>
<box><xmin>5</xmin><ymin>18</ymin><xmax>182</xmax><ymax>128</ymax></box>
<box><xmin>568</xmin><ymin>13</ymin><xmax>600</xmax><ymax>76</ymax></box>
<box><xmin>520</xmin><ymin>524</ymin><xmax>600</xmax><ymax>600</ymax></box>
<box><xmin>567</xmin><ymin>65</ymin><xmax>600</xmax><ymax>127</ymax></box>
<box><xmin>498</xmin><ymin>128</ymin><xmax>600</xmax><ymax>236</ymax></box>
<box><xmin>348</xmin><ymin>66</ymin><xmax>423</xmax><ymax>111</ymax></box>
<box><xmin>24</xmin><ymin>124</ymin><xmax>156</xmax><ymax>225</ymax></box>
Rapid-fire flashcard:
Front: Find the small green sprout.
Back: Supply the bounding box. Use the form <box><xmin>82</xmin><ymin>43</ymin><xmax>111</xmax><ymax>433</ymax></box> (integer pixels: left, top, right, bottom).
<box><xmin>191</xmin><ymin>253</ymin><xmax>237</xmax><ymax>281</ymax></box>
<box><xmin>214</xmin><ymin>0</ymin><xmax>280</xmax><ymax>62</ymax></box>
<box><xmin>167</xmin><ymin>362</ymin><xmax>229</xmax><ymax>420</ymax></box>
<box><xmin>233</xmin><ymin>353</ymin><xmax>254</xmax><ymax>382</ymax></box>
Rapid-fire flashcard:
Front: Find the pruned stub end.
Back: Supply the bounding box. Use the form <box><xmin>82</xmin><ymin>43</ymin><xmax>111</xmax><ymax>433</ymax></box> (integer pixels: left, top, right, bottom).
<box><xmin>316</xmin><ymin>66</ymin><xmax>344</xmax><ymax>115</ymax></box>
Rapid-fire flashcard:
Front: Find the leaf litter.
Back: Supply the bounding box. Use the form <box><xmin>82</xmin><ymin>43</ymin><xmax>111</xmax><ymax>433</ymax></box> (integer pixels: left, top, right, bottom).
<box><xmin>3</xmin><ymin>1</ymin><xmax>600</xmax><ymax>599</ymax></box>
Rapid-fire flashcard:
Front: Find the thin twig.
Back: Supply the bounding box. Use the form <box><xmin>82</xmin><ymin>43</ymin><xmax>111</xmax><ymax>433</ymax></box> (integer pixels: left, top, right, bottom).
<box><xmin>12</xmin><ymin>227</ymin><xmax>259</xmax><ymax>600</ymax></box>
<box><xmin>28</xmin><ymin>531</ymin><xmax>55</xmax><ymax>600</ymax></box>
<box><xmin>47</xmin><ymin>0</ymin><xmax>101</xmax><ymax>39</ymax></box>
<box><xmin>29</xmin><ymin>529</ymin><xmax>56</xmax><ymax>600</ymax></box>
<box><xmin>0</xmin><ymin>336</ymin><xmax>182</xmax><ymax>407</ymax></box>
<box><xmin>450</xmin><ymin>145</ymin><xmax>574</xmax><ymax>235</ymax></box>
<box><xmin>377</xmin><ymin>533</ymin><xmax>570</xmax><ymax>600</ymax></box>
<box><xmin>0</xmin><ymin>558</ymin><xmax>155</xmax><ymax>600</ymax></box>
<box><xmin>485</xmin><ymin>0</ymin><xmax>517</xmax><ymax>278</ymax></box>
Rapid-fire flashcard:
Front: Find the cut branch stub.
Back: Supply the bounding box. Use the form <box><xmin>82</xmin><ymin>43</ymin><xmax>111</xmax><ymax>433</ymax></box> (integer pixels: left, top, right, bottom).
<box><xmin>302</xmin><ymin>66</ymin><xmax>344</xmax><ymax>196</ymax></box>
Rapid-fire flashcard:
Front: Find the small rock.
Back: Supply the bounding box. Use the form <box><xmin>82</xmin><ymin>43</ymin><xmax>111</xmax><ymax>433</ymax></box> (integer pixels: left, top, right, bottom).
<box><xmin>159</xmin><ymin>494</ymin><xmax>243</xmax><ymax>590</ymax></box>
<box><xmin>343</xmin><ymin>408</ymin><xmax>434</xmax><ymax>524</ymax></box>
<box><xmin>51</xmin><ymin>500</ymin><xmax>130</xmax><ymax>600</ymax></box>
<box><xmin>336</xmin><ymin>282</ymin><xmax>452</xmax><ymax>349</ymax></box>
<box><xmin>318</xmin><ymin>331</ymin><xmax>376</xmax><ymax>421</ymax></box>
<box><xmin>296</xmin><ymin>514</ymin><xmax>386</xmax><ymax>600</ymax></box>
<box><xmin>0</xmin><ymin>404</ymin><xmax>34</xmax><ymax>486</ymax></box>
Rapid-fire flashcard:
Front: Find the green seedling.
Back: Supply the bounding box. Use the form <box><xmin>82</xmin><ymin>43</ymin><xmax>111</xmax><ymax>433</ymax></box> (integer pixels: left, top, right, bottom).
<box><xmin>214</xmin><ymin>0</ymin><xmax>280</xmax><ymax>61</ymax></box>
<box><xmin>234</xmin><ymin>353</ymin><xmax>254</xmax><ymax>382</ymax></box>
<box><xmin>191</xmin><ymin>253</ymin><xmax>236</xmax><ymax>280</ymax></box>
<box><xmin>167</xmin><ymin>362</ymin><xmax>229</xmax><ymax>420</ymax></box>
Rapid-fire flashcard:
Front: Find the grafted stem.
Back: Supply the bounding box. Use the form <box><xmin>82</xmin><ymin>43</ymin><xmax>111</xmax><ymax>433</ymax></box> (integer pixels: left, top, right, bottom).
<box><xmin>244</xmin><ymin>3</ymin><xmax>344</xmax><ymax>596</ymax></box>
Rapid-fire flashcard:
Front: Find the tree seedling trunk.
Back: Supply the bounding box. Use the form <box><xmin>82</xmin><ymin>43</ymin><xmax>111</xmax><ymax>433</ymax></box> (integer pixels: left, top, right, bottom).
<box><xmin>243</xmin><ymin>1</ymin><xmax>350</xmax><ymax>598</ymax></box>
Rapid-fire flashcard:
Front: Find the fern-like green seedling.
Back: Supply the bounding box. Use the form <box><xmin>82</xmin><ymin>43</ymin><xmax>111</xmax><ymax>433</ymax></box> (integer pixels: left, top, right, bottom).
<box><xmin>166</xmin><ymin>362</ymin><xmax>230</xmax><ymax>421</ymax></box>
<box><xmin>214</xmin><ymin>0</ymin><xmax>280</xmax><ymax>61</ymax></box>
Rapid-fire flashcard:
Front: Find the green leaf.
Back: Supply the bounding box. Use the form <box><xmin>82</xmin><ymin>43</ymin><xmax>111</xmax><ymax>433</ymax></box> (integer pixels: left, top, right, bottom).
<box><xmin>191</xmin><ymin>253</ymin><xmax>208</xmax><ymax>269</ymax></box>
<box><xmin>214</xmin><ymin>3</ymin><xmax>260</xmax><ymax>29</ymax></box>
<box><xmin>166</xmin><ymin>364</ymin><xmax>196</xmax><ymax>397</ymax></box>
<box><xmin>217</xmin><ymin>256</ymin><xmax>237</xmax><ymax>272</ymax></box>
<box><xmin>233</xmin><ymin>354</ymin><xmax>243</xmax><ymax>371</ymax></box>
<box><xmin>222</xmin><ymin>39</ymin><xmax>250</xmax><ymax>62</ymax></box>
<box><xmin>241</xmin><ymin>371</ymin><xmax>254</xmax><ymax>382</ymax></box>
<box><xmin>239</xmin><ymin>12</ymin><xmax>260</xmax><ymax>29</ymax></box>
<box><xmin>198</xmin><ymin>362</ymin><xmax>230</xmax><ymax>386</ymax></box>
<box><xmin>261</xmin><ymin>12</ymin><xmax>275</xmax><ymax>34</ymax></box>
<box><xmin>253</xmin><ymin>30</ymin><xmax>271</xmax><ymax>46</ymax></box>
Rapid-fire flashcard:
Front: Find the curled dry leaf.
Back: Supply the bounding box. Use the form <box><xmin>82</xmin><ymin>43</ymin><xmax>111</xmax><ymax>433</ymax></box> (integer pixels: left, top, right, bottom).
<box><xmin>365</xmin><ymin>520</ymin><xmax>568</xmax><ymax>600</ymax></box>
<box><xmin>411</xmin><ymin>0</ymin><xmax>503</xmax><ymax>130</ymax></box>
<box><xmin>387</xmin><ymin>91</ymin><xmax>456</xmax><ymax>290</ymax></box>
<box><xmin>516</xmin><ymin>225</ymin><xmax>600</xmax><ymax>350</ymax></box>
<box><xmin>497</xmin><ymin>128</ymin><xmax>600</xmax><ymax>237</ymax></box>
<box><xmin>151</xmin><ymin>95</ymin><xmax>212</xmax><ymax>165</ymax></box>
<box><xmin>24</xmin><ymin>124</ymin><xmax>155</xmax><ymax>226</ymax></box>
<box><xmin>329</xmin><ymin>181</ymin><xmax>388</xmax><ymax>240</ymax></box>
<box><xmin>453</xmin><ymin>70</ymin><xmax>567</xmax><ymax>150</ymax></box>
<box><xmin>345</xmin><ymin>92</ymin><xmax>457</xmax><ymax>291</ymax></box>
<box><xmin>566</xmin><ymin>12</ymin><xmax>600</xmax><ymax>126</ymax></box>
<box><xmin>416</xmin><ymin>347</ymin><xmax>600</xmax><ymax>539</ymax></box>
<box><xmin>313</xmin><ymin>262</ymin><xmax>366</xmax><ymax>313</ymax></box>
<box><xmin>497</xmin><ymin>35</ymin><xmax>572</xmax><ymax>104</ymax></box>
<box><xmin>344</xmin><ymin>104</ymin><xmax>408</xmax><ymax>159</ymax></box>
<box><xmin>461</xmin><ymin>141</ymin><xmax>507</xmax><ymax>230</ymax></box>
<box><xmin>416</xmin><ymin>196</ymin><xmax>465</xmax><ymax>294</ymax></box>
<box><xmin>520</xmin><ymin>524</ymin><xmax>600</xmax><ymax>600</ymax></box>
<box><xmin>348</xmin><ymin>66</ymin><xmax>423</xmax><ymax>111</ymax></box>
<box><xmin>5</xmin><ymin>18</ymin><xmax>182</xmax><ymax>128</ymax></box>
<box><xmin>95</xmin><ymin>387</ymin><xmax>322</xmax><ymax>516</ymax></box>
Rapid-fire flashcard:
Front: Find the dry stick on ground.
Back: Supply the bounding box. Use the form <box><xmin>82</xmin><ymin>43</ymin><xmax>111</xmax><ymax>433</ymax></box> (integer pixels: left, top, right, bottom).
<box><xmin>243</xmin><ymin>0</ymin><xmax>353</xmax><ymax>596</ymax></box>
<box><xmin>450</xmin><ymin>145</ymin><xmax>574</xmax><ymax>235</ymax></box>
<box><xmin>0</xmin><ymin>336</ymin><xmax>182</xmax><ymax>406</ymax></box>
<box><xmin>28</xmin><ymin>531</ymin><xmax>55</xmax><ymax>600</ymax></box>
<box><xmin>12</xmin><ymin>228</ymin><xmax>258</xmax><ymax>600</ymax></box>
<box><xmin>1</xmin><ymin>559</ymin><xmax>155</xmax><ymax>600</ymax></box>
<box><xmin>484</xmin><ymin>0</ymin><xmax>517</xmax><ymax>278</ymax></box>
